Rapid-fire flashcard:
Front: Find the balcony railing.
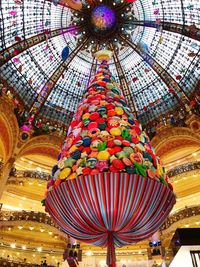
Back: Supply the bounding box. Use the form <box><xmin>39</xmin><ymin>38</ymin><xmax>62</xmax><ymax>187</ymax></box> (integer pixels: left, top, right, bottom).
<box><xmin>0</xmin><ymin>210</ymin><xmax>58</xmax><ymax>229</ymax></box>
<box><xmin>0</xmin><ymin>259</ymin><xmax>55</xmax><ymax>267</ymax></box>
<box><xmin>0</xmin><ymin>161</ymin><xmax>4</xmax><ymax>176</ymax></box>
<box><xmin>161</xmin><ymin>205</ymin><xmax>200</xmax><ymax>231</ymax></box>
<box><xmin>167</xmin><ymin>162</ymin><xmax>200</xmax><ymax>178</ymax></box>
<box><xmin>9</xmin><ymin>169</ymin><xmax>52</xmax><ymax>181</ymax></box>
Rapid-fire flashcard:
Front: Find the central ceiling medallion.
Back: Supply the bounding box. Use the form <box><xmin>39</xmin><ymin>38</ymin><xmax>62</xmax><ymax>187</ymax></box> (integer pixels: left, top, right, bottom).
<box><xmin>90</xmin><ymin>5</ymin><xmax>117</xmax><ymax>36</ymax></box>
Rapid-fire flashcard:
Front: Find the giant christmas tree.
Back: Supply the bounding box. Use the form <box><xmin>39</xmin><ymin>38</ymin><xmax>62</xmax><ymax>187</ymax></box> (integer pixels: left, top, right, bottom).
<box><xmin>44</xmin><ymin>50</ymin><xmax>175</xmax><ymax>267</ymax></box>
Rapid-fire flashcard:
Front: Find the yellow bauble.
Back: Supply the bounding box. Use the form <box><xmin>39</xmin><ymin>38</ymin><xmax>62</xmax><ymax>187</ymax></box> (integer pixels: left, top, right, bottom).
<box><xmin>97</xmin><ymin>151</ymin><xmax>110</xmax><ymax>160</ymax></box>
<box><xmin>60</xmin><ymin>168</ymin><xmax>71</xmax><ymax>180</ymax></box>
<box><xmin>115</xmin><ymin>107</ymin><xmax>124</xmax><ymax>115</ymax></box>
<box><xmin>82</xmin><ymin>113</ymin><xmax>90</xmax><ymax>119</ymax></box>
<box><xmin>68</xmin><ymin>173</ymin><xmax>77</xmax><ymax>180</ymax></box>
<box><xmin>110</xmin><ymin>127</ymin><xmax>122</xmax><ymax>136</ymax></box>
<box><xmin>157</xmin><ymin>164</ymin><xmax>163</xmax><ymax>176</ymax></box>
<box><xmin>69</xmin><ymin>145</ymin><xmax>78</xmax><ymax>153</ymax></box>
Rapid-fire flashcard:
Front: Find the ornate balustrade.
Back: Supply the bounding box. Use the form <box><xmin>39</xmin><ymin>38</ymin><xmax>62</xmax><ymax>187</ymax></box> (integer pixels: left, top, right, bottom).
<box><xmin>0</xmin><ymin>259</ymin><xmax>55</xmax><ymax>267</ymax></box>
<box><xmin>167</xmin><ymin>161</ymin><xmax>200</xmax><ymax>178</ymax></box>
<box><xmin>9</xmin><ymin>169</ymin><xmax>51</xmax><ymax>181</ymax></box>
<box><xmin>0</xmin><ymin>210</ymin><xmax>58</xmax><ymax>229</ymax></box>
<box><xmin>161</xmin><ymin>205</ymin><xmax>200</xmax><ymax>231</ymax></box>
<box><xmin>0</xmin><ymin>161</ymin><xmax>4</xmax><ymax>176</ymax></box>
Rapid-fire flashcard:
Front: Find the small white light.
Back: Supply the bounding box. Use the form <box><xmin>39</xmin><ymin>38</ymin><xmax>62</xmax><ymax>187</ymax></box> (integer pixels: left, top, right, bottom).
<box><xmin>22</xmin><ymin>245</ymin><xmax>26</xmax><ymax>250</ymax></box>
<box><xmin>196</xmin><ymin>222</ymin><xmax>200</xmax><ymax>225</ymax></box>
<box><xmin>86</xmin><ymin>250</ymin><xmax>93</xmax><ymax>256</ymax></box>
<box><xmin>82</xmin><ymin>31</ymin><xmax>86</xmax><ymax>34</ymax></box>
<box><xmin>49</xmin><ymin>231</ymin><xmax>53</xmax><ymax>235</ymax></box>
<box><xmin>40</xmin><ymin>229</ymin><xmax>45</xmax><ymax>233</ymax></box>
<box><xmin>37</xmin><ymin>247</ymin><xmax>42</xmax><ymax>252</ymax></box>
<box><xmin>10</xmin><ymin>243</ymin><xmax>16</xmax><ymax>248</ymax></box>
<box><xmin>29</xmin><ymin>226</ymin><xmax>34</xmax><ymax>231</ymax></box>
<box><xmin>18</xmin><ymin>226</ymin><xmax>23</xmax><ymax>230</ymax></box>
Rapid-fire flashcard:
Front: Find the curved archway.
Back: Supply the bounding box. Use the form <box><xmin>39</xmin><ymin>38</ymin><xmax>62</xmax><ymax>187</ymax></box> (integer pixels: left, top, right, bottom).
<box><xmin>0</xmin><ymin>96</ymin><xmax>19</xmax><ymax>162</ymax></box>
<box><xmin>151</xmin><ymin>126</ymin><xmax>200</xmax><ymax>164</ymax></box>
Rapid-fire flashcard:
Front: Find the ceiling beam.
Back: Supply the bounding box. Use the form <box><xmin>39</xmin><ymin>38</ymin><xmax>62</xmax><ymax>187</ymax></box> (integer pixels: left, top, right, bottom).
<box><xmin>0</xmin><ymin>26</ymin><xmax>81</xmax><ymax>67</ymax></box>
<box><xmin>120</xmin><ymin>35</ymin><xmax>191</xmax><ymax>103</ymax></box>
<box><xmin>29</xmin><ymin>37</ymin><xmax>89</xmax><ymax>116</ymax></box>
<box><xmin>123</xmin><ymin>21</ymin><xmax>200</xmax><ymax>41</ymax></box>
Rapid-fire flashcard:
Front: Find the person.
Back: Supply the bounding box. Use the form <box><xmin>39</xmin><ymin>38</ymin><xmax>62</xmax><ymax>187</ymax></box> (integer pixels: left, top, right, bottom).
<box><xmin>42</xmin><ymin>260</ymin><xmax>47</xmax><ymax>266</ymax></box>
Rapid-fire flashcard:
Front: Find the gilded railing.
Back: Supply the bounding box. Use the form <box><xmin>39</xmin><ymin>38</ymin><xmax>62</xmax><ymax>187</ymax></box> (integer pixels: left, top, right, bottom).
<box><xmin>167</xmin><ymin>162</ymin><xmax>200</xmax><ymax>178</ymax></box>
<box><xmin>161</xmin><ymin>205</ymin><xmax>200</xmax><ymax>230</ymax></box>
<box><xmin>9</xmin><ymin>169</ymin><xmax>51</xmax><ymax>181</ymax></box>
<box><xmin>0</xmin><ymin>210</ymin><xmax>57</xmax><ymax>228</ymax></box>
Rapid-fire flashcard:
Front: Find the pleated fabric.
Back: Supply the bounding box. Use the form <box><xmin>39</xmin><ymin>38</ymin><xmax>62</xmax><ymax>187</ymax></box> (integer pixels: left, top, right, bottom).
<box><xmin>45</xmin><ymin>173</ymin><xmax>176</xmax><ymax>266</ymax></box>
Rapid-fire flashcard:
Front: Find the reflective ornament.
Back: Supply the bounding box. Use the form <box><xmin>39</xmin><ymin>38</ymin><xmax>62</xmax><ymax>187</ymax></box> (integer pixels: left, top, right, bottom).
<box><xmin>61</xmin><ymin>46</ymin><xmax>69</xmax><ymax>61</ymax></box>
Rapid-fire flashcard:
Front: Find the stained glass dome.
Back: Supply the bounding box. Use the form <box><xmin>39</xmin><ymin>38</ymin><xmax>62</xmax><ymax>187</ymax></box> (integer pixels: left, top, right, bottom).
<box><xmin>91</xmin><ymin>5</ymin><xmax>117</xmax><ymax>35</ymax></box>
<box><xmin>0</xmin><ymin>0</ymin><xmax>199</xmax><ymax>133</ymax></box>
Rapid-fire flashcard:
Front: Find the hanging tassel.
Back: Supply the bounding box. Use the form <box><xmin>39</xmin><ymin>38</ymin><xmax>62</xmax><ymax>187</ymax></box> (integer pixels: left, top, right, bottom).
<box><xmin>106</xmin><ymin>232</ymin><xmax>116</xmax><ymax>267</ymax></box>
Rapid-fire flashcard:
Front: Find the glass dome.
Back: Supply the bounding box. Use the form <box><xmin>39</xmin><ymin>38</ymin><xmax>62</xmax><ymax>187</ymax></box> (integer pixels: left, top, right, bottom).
<box><xmin>0</xmin><ymin>0</ymin><xmax>199</xmax><ymax>131</ymax></box>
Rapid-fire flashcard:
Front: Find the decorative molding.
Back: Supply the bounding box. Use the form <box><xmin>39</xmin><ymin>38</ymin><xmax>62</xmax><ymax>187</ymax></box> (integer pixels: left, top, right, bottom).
<box><xmin>161</xmin><ymin>205</ymin><xmax>200</xmax><ymax>231</ymax></box>
<box><xmin>0</xmin><ymin>210</ymin><xmax>68</xmax><ymax>240</ymax></box>
<box><xmin>151</xmin><ymin>126</ymin><xmax>200</xmax><ymax>156</ymax></box>
<box><xmin>17</xmin><ymin>134</ymin><xmax>62</xmax><ymax>159</ymax></box>
<box><xmin>8</xmin><ymin>169</ymin><xmax>51</xmax><ymax>182</ymax></box>
<box><xmin>0</xmin><ymin>96</ymin><xmax>19</xmax><ymax>161</ymax></box>
<box><xmin>167</xmin><ymin>162</ymin><xmax>200</xmax><ymax>179</ymax></box>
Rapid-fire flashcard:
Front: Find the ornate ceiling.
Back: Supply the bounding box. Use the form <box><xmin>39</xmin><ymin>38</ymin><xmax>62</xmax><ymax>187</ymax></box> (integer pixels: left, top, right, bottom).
<box><xmin>0</xmin><ymin>0</ymin><xmax>199</xmax><ymax>128</ymax></box>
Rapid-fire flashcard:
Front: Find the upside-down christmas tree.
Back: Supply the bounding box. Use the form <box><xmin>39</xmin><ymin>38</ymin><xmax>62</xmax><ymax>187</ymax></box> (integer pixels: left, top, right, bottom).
<box><xmin>44</xmin><ymin>50</ymin><xmax>176</xmax><ymax>267</ymax></box>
